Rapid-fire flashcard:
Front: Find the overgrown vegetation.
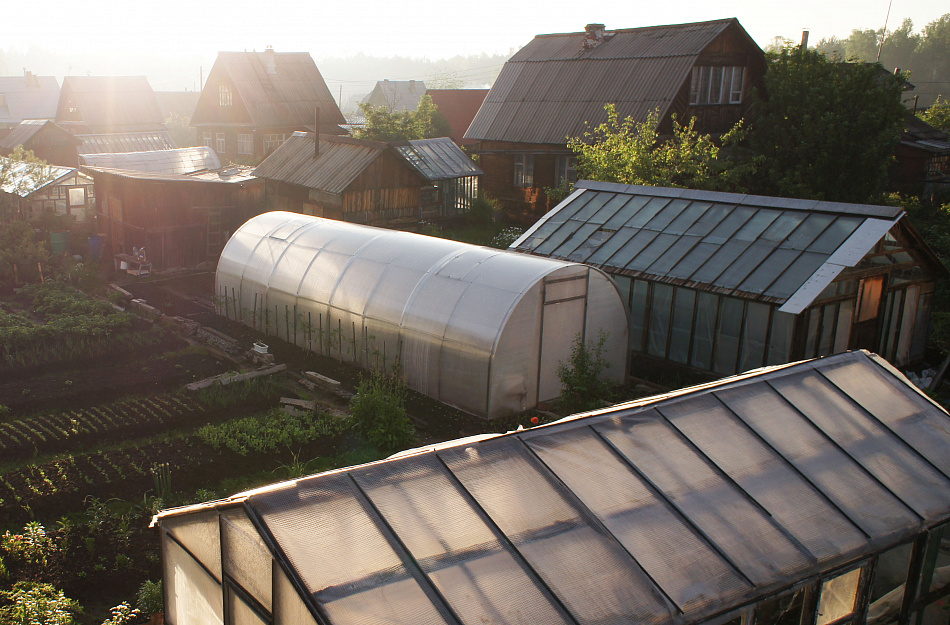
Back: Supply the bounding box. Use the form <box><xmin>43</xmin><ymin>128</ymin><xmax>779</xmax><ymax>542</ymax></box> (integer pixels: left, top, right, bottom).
<box><xmin>353</xmin><ymin>94</ymin><xmax>450</xmax><ymax>142</ymax></box>
<box><xmin>918</xmin><ymin>95</ymin><xmax>950</xmax><ymax>132</ymax></box>
<box><xmin>197</xmin><ymin>407</ymin><xmax>344</xmax><ymax>456</ymax></box>
<box><xmin>350</xmin><ymin>368</ymin><xmax>415</xmax><ymax>454</ymax></box>
<box><xmin>556</xmin><ymin>331</ymin><xmax>615</xmax><ymax>414</ymax></box>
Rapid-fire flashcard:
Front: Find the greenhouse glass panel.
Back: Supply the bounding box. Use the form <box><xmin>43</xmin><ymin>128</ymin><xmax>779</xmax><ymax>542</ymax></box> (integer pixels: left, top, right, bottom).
<box><xmin>818</xmin><ymin>304</ymin><xmax>837</xmax><ymax>357</ymax></box>
<box><xmin>734</xmin><ymin>210</ymin><xmax>781</xmax><ymax>241</ymax></box>
<box><xmin>755</xmin><ymin>588</ymin><xmax>806</xmax><ymax>625</ymax></box>
<box><xmin>551</xmin><ymin>222</ymin><xmax>602</xmax><ymax>259</ymax></box>
<box><xmin>685</xmin><ymin>204</ymin><xmax>736</xmax><ymax>237</ymax></box>
<box><xmin>353</xmin><ymin>457</ymin><xmax>572</xmax><ymax>625</ymax></box>
<box><xmin>911</xmin><ymin>290</ymin><xmax>933</xmax><ymax>361</ymax></box>
<box><xmin>274</xmin><ymin>566</ymin><xmax>318</xmax><ymax>625</ymax></box>
<box><xmin>669</xmin><ymin>242</ymin><xmax>719</xmax><ymax>280</ymax></box>
<box><xmin>646</xmin><ymin>236</ymin><xmax>701</xmax><ymax>276</ymax></box>
<box><xmin>599</xmin><ymin>412</ymin><xmax>812</xmax><ymax>584</ymax></box>
<box><xmin>834</xmin><ymin>302</ymin><xmax>854</xmax><ymax>354</ymax></box>
<box><xmin>603</xmin><ymin>196</ymin><xmax>652</xmax><ymax>231</ymax></box>
<box><xmin>715</xmin><ymin>384</ymin><xmax>917</xmax><ymax>536</ymax></box>
<box><xmin>648</xmin><ymin>284</ymin><xmax>673</xmax><ymax>358</ymax></box>
<box><xmin>896</xmin><ymin>286</ymin><xmax>920</xmax><ymax>364</ymax></box>
<box><xmin>692</xmin><ymin>240</ymin><xmax>752</xmax><ymax>285</ymax></box>
<box><xmin>816</xmin><ymin>567</ymin><xmax>862</xmax><ymax>625</ymax></box>
<box><xmin>643</xmin><ymin>199</ymin><xmax>690</xmax><ymax>232</ymax></box>
<box><xmin>574</xmin><ymin>192</ymin><xmax>615</xmax><ymax>221</ymax></box>
<box><xmin>613</xmin><ymin>275</ymin><xmax>631</xmax><ymax>308</ymax></box>
<box><xmin>535</xmin><ymin>219</ymin><xmax>584</xmax><ymax>256</ymax></box>
<box><xmin>547</xmin><ymin>193</ymin><xmax>594</xmax><ymax>226</ymax></box>
<box><xmin>715</xmin><ymin>297</ymin><xmax>744</xmax><ymax>374</ymax></box>
<box><xmin>163</xmin><ymin>511</ymin><xmax>222</xmax><ymax>580</ymax></box>
<box><xmin>227</xmin><ymin>590</ymin><xmax>268</xmax><ymax>625</ymax></box>
<box><xmin>818</xmin><ymin>359</ymin><xmax>950</xmax><ymax>475</ymax></box>
<box><xmin>760</xmin><ymin>212</ymin><xmax>806</xmax><ymax>242</ymax></box>
<box><xmin>441</xmin><ymin>440</ymin><xmax>675</xmax><ymax>625</ymax></box>
<box><xmin>669</xmin><ymin>288</ymin><xmax>696</xmax><ymax>364</ymax></box>
<box><xmin>918</xmin><ymin>523</ymin><xmax>950</xmax><ymax>596</ymax></box>
<box><xmin>527</xmin><ymin>427</ymin><xmax>752</xmax><ymax>613</ymax></box>
<box><xmin>766</xmin><ymin>311</ymin><xmax>794</xmax><ymax>366</ymax></box>
<box><xmin>780</xmin><ymin>214</ymin><xmax>836</xmax><ymax>250</ymax></box>
<box><xmin>739</xmin><ymin>302</ymin><xmax>770</xmax><ymax>372</ymax></box>
<box><xmin>704</xmin><ymin>207</ymin><xmax>756</xmax><ymax>245</ymax></box>
<box><xmin>614</xmin><ymin>231</ymin><xmax>660</xmax><ymax>269</ymax></box>
<box><xmin>221</xmin><ymin>509</ymin><xmax>273</xmax><ymax>610</ymax></box>
<box><xmin>868</xmin><ymin>542</ymin><xmax>913</xmax><ymax>625</ymax></box>
<box><xmin>164</xmin><ymin>536</ymin><xmax>224</xmax><ymax>625</ymax></box>
<box><xmin>589</xmin><ymin>227</ymin><xmax>638</xmax><ymax>265</ymax></box>
<box><xmin>764</xmin><ymin>252</ymin><xmax>826</xmax><ymax>299</ymax></box>
<box><xmin>626</xmin><ymin>233</ymin><xmax>680</xmax><ymax>272</ymax></box>
<box><xmin>569</xmin><ymin>229</ymin><xmax>612</xmax><ymax>262</ymax></box>
<box><xmin>690</xmin><ymin>291</ymin><xmax>719</xmax><ymax>370</ymax></box>
<box><xmin>809</xmin><ymin>217</ymin><xmax>863</xmax><ymax>254</ymax></box>
<box><xmin>738</xmin><ymin>249</ymin><xmax>801</xmax><ymax>295</ymax></box>
<box><xmin>716</xmin><ymin>241</ymin><xmax>776</xmax><ymax>288</ymax></box>
<box><xmin>627</xmin><ymin>197</ymin><xmax>672</xmax><ymax>229</ymax></box>
<box><xmin>770</xmin><ymin>374</ymin><xmax>950</xmax><ymax>518</ymax></box>
<box><xmin>630</xmin><ymin>280</ymin><xmax>649</xmax><ymax>352</ymax></box>
<box><xmin>661</xmin><ymin>394</ymin><xmax>865</xmax><ymax>559</ymax></box>
<box><xmin>665</xmin><ymin>202</ymin><xmax>713</xmax><ymax>235</ymax></box>
<box><xmin>590</xmin><ymin>194</ymin><xmax>636</xmax><ymax>224</ymax></box>
<box><xmin>805</xmin><ymin>307</ymin><xmax>820</xmax><ymax>359</ymax></box>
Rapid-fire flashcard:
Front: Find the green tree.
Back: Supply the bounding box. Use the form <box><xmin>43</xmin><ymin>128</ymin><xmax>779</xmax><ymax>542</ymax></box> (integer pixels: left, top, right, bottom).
<box><xmin>353</xmin><ymin>94</ymin><xmax>450</xmax><ymax>142</ymax></box>
<box><xmin>567</xmin><ymin>104</ymin><xmax>746</xmax><ymax>190</ymax></box>
<box><xmin>748</xmin><ymin>45</ymin><xmax>906</xmax><ymax>203</ymax></box>
<box><xmin>0</xmin><ymin>146</ymin><xmax>54</xmax><ymax>220</ymax></box>
<box><xmin>918</xmin><ymin>96</ymin><xmax>950</xmax><ymax>131</ymax></box>
<box><xmin>0</xmin><ymin>219</ymin><xmax>51</xmax><ymax>286</ymax></box>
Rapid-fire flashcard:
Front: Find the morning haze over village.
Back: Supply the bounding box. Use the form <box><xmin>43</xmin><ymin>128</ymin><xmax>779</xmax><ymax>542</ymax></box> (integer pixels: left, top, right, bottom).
<box><xmin>1</xmin><ymin>1</ymin><xmax>950</xmax><ymax>623</ymax></box>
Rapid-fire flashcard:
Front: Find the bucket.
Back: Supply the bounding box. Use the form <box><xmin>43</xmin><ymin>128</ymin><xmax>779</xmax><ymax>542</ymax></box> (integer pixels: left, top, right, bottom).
<box><xmin>88</xmin><ymin>234</ymin><xmax>104</xmax><ymax>261</ymax></box>
<box><xmin>50</xmin><ymin>231</ymin><xmax>70</xmax><ymax>255</ymax></box>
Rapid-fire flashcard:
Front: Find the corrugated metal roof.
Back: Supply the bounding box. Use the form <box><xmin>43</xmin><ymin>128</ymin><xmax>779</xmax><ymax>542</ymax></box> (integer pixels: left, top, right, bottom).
<box><xmin>0</xmin><ymin>157</ymin><xmax>77</xmax><ymax>196</ymax></box>
<box><xmin>393</xmin><ymin>137</ymin><xmax>483</xmax><ymax>181</ymax></box>
<box><xmin>79</xmin><ymin>147</ymin><xmax>220</xmax><ymax>174</ymax></box>
<box><xmin>252</xmin><ymin>132</ymin><xmax>390</xmax><ymax>195</ymax></box>
<box><xmin>512</xmin><ymin>181</ymin><xmax>906</xmax><ymax>308</ymax></box>
<box><xmin>466</xmin><ymin>18</ymin><xmax>749</xmax><ymax>145</ymax></box>
<box><xmin>76</xmin><ymin>131</ymin><xmax>177</xmax><ymax>154</ymax></box>
<box><xmin>193</xmin><ymin>51</ymin><xmax>345</xmax><ymax>129</ymax></box>
<box><xmin>57</xmin><ymin>76</ymin><xmax>165</xmax><ymax>131</ymax></box>
<box><xmin>157</xmin><ymin>349</ymin><xmax>950</xmax><ymax>625</ymax></box>
<box><xmin>0</xmin><ymin>75</ymin><xmax>59</xmax><ymax>124</ymax></box>
<box><xmin>82</xmin><ymin>165</ymin><xmax>257</xmax><ymax>185</ymax></box>
<box><xmin>362</xmin><ymin>80</ymin><xmax>428</xmax><ymax>112</ymax></box>
<box><xmin>0</xmin><ymin>119</ymin><xmax>78</xmax><ymax>150</ymax></box>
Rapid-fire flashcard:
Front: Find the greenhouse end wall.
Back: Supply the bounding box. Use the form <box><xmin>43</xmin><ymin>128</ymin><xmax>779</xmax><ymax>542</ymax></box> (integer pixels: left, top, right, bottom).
<box><xmin>215</xmin><ymin>212</ymin><xmax>628</xmax><ymax>418</ymax></box>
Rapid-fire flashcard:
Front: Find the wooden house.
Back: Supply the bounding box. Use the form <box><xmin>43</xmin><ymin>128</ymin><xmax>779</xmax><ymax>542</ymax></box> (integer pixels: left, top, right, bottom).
<box><xmin>392</xmin><ymin>137</ymin><xmax>482</xmax><ymax>219</ymax></box>
<box><xmin>191</xmin><ymin>47</ymin><xmax>346</xmax><ymax>163</ymax></box>
<box><xmin>0</xmin><ymin>120</ymin><xmax>81</xmax><ymax>167</ymax></box>
<box><xmin>425</xmin><ymin>89</ymin><xmax>488</xmax><ymax>147</ymax></box>
<box><xmin>465</xmin><ymin>19</ymin><xmax>766</xmax><ymax>219</ymax></box>
<box><xmin>0</xmin><ymin>71</ymin><xmax>59</xmax><ymax>130</ymax></box>
<box><xmin>891</xmin><ymin>114</ymin><xmax>950</xmax><ymax>200</ymax></box>
<box><xmin>512</xmin><ymin>181</ymin><xmax>947</xmax><ymax>376</ymax></box>
<box><xmin>84</xmin><ymin>165</ymin><xmax>263</xmax><ymax>271</ymax></box>
<box><xmin>253</xmin><ymin>132</ymin><xmax>428</xmax><ymax>225</ymax></box>
<box><xmin>362</xmin><ymin>80</ymin><xmax>427</xmax><ymax>112</ymax></box>
<box><xmin>56</xmin><ymin>76</ymin><xmax>166</xmax><ymax>135</ymax></box>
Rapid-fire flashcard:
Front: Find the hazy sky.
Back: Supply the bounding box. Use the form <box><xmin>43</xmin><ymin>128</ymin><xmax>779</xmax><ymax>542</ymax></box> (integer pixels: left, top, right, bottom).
<box><xmin>3</xmin><ymin>0</ymin><xmax>946</xmax><ymax>92</ymax></box>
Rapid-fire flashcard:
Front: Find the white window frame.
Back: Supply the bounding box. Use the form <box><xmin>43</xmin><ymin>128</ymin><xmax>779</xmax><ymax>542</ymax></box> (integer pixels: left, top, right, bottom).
<box><xmin>203</xmin><ymin>131</ymin><xmax>213</xmax><ymax>148</ymax></box>
<box><xmin>556</xmin><ymin>155</ymin><xmax>577</xmax><ymax>186</ymax></box>
<box><xmin>690</xmin><ymin>66</ymin><xmax>745</xmax><ymax>105</ymax></box>
<box><xmin>263</xmin><ymin>133</ymin><xmax>288</xmax><ymax>154</ymax></box>
<box><xmin>513</xmin><ymin>153</ymin><xmax>534</xmax><ymax>188</ymax></box>
<box><xmin>219</xmin><ymin>84</ymin><xmax>232</xmax><ymax>107</ymax></box>
<box><xmin>237</xmin><ymin>134</ymin><xmax>253</xmax><ymax>155</ymax></box>
<box><xmin>215</xmin><ymin>132</ymin><xmax>226</xmax><ymax>154</ymax></box>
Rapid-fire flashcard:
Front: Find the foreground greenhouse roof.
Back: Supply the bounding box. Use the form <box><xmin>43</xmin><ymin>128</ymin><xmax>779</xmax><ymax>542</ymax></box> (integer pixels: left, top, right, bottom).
<box><xmin>511</xmin><ymin>181</ymin><xmax>935</xmax><ymax>314</ymax></box>
<box><xmin>156</xmin><ymin>350</ymin><xmax>950</xmax><ymax>625</ymax></box>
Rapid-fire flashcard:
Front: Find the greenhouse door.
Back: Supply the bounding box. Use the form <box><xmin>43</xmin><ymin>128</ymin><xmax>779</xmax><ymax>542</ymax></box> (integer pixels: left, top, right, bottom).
<box><xmin>538</xmin><ymin>274</ymin><xmax>588</xmax><ymax>404</ymax></box>
<box><xmin>850</xmin><ymin>275</ymin><xmax>885</xmax><ymax>351</ymax></box>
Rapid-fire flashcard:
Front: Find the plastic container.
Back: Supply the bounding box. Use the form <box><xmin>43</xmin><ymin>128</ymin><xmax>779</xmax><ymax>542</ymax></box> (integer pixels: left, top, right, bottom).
<box><xmin>50</xmin><ymin>231</ymin><xmax>70</xmax><ymax>255</ymax></box>
<box><xmin>88</xmin><ymin>234</ymin><xmax>104</xmax><ymax>261</ymax></box>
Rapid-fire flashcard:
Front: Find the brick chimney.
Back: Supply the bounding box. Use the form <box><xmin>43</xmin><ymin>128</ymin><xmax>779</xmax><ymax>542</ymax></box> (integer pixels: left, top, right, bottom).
<box><xmin>263</xmin><ymin>45</ymin><xmax>277</xmax><ymax>75</ymax></box>
<box><xmin>584</xmin><ymin>24</ymin><xmax>606</xmax><ymax>49</ymax></box>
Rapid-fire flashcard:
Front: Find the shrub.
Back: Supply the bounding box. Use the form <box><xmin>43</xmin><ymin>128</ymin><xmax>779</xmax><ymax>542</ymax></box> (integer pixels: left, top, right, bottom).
<box><xmin>0</xmin><ymin>582</ymin><xmax>80</xmax><ymax>625</ymax></box>
<box><xmin>100</xmin><ymin>601</ymin><xmax>140</xmax><ymax>625</ymax></box>
<box><xmin>197</xmin><ymin>408</ymin><xmax>342</xmax><ymax>456</ymax></box>
<box><xmin>489</xmin><ymin>226</ymin><xmax>524</xmax><ymax>249</ymax></box>
<box><xmin>136</xmin><ymin>580</ymin><xmax>163</xmax><ymax>615</ymax></box>
<box><xmin>556</xmin><ymin>331</ymin><xmax>614</xmax><ymax>414</ymax></box>
<box><xmin>350</xmin><ymin>369</ymin><xmax>415</xmax><ymax>454</ymax></box>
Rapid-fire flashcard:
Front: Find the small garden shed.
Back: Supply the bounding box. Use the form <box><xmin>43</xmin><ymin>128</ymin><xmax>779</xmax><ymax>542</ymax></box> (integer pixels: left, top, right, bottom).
<box><xmin>0</xmin><ymin>158</ymin><xmax>95</xmax><ymax>223</ymax></box>
<box><xmin>154</xmin><ymin>349</ymin><xmax>950</xmax><ymax>625</ymax></box>
<box><xmin>392</xmin><ymin>137</ymin><xmax>482</xmax><ymax>219</ymax></box>
<box><xmin>512</xmin><ymin>181</ymin><xmax>946</xmax><ymax>376</ymax></box>
<box><xmin>214</xmin><ymin>211</ymin><xmax>627</xmax><ymax>418</ymax></box>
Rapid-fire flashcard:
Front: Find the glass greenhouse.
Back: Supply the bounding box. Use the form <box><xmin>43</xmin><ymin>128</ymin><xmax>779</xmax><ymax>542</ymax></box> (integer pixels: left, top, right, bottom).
<box><xmin>512</xmin><ymin>181</ymin><xmax>946</xmax><ymax>376</ymax></box>
<box><xmin>154</xmin><ymin>349</ymin><xmax>950</xmax><ymax>625</ymax></box>
<box><xmin>214</xmin><ymin>211</ymin><xmax>628</xmax><ymax>418</ymax></box>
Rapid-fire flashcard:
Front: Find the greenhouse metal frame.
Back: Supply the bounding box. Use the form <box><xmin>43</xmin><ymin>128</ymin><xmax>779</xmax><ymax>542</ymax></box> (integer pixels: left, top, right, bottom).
<box><xmin>215</xmin><ymin>211</ymin><xmax>628</xmax><ymax>418</ymax></box>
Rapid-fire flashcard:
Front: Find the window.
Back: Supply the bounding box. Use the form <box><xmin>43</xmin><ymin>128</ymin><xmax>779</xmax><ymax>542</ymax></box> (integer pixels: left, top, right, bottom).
<box><xmin>219</xmin><ymin>84</ymin><xmax>232</xmax><ymax>107</ymax></box>
<box><xmin>817</xmin><ymin>568</ymin><xmax>864</xmax><ymax>625</ymax></box>
<box><xmin>203</xmin><ymin>132</ymin><xmax>213</xmax><ymax>148</ymax></box>
<box><xmin>263</xmin><ymin>134</ymin><xmax>288</xmax><ymax>154</ymax></box>
<box><xmin>556</xmin><ymin>155</ymin><xmax>577</xmax><ymax>185</ymax></box>
<box><xmin>238</xmin><ymin>134</ymin><xmax>253</xmax><ymax>155</ymax></box>
<box><xmin>690</xmin><ymin>66</ymin><xmax>745</xmax><ymax>105</ymax></box>
<box><xmin>68</xmin><ymin>187</ymin><xmax>85</xmax><ymax>207</ymax></box>
<box><xmin>513</xmin><ymin>153</ymin><xmax>534</xmax><ymax>188</ymax></box>
<box><xmin>216</xmin><ymin>132</ymin><xmax>226</xmax><ymax>154</ymax></box>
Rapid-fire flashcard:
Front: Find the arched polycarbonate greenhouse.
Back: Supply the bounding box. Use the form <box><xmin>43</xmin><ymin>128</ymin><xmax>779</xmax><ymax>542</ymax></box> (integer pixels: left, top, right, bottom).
<box><xmin>215</xmin><ymin>212</ymin><xmax>628</xmax><ymax>418</ymax></box>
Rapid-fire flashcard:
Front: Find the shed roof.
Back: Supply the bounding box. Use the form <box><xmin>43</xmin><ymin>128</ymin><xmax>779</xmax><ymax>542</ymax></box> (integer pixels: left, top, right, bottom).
<box><xmin>1</xmin><ymin>158</ymin><xmax>77</xmax><ymax>196</ymax></box>
<box><xmin>0</xmin><ymin>74</ymin><xmax>60</xmax><ymax>124</ymax></box>
<box><xmin>192</xmin><ymin>50</ymin><xmax>345</xmax><ymax>129</ymax></box>
<box><xmin>57</xmin><ymin>76</ymin><xmax>165</xmax><ymax>131</ymax></box>
<box><xmin>466</xmin><ymin>18</ymin><xmax>755</xmax><ymax>145</ymax></box>
<box><xmin>392</xmin><ymin>137</ymin><xmax>483</xmax><ymax>181</ymax></box>
<box><xmin>79</xmin><ymin>146</ymin><xmax>220</xmax><ymax>174</ymax></box>
<box><xmin>363</xmin><ymin>80</ymin><xmax>428</xmax><ymax>112</ymax></box>
<box><xmin>0</xmin><ymin>119</ymin><xmax>80</xmax><ymax>150</ymax></box>
<box><xmin>76</xmin><ymin>131</ymin><xmax>177</xmax><ymax>154</ymax></box>
<box><xmin>82</xmin><ymin>165</ymin><xmax>257</xmax><ymax>185</ymax></box>
<box><xmin>253</xmin><ymin>132</ymin><xmax>424</xmax><ymax>194</ymax></box>
<box><xmin>157</xmin><ymin>349</ymin><xmax>950</xmax><ymax>625</ymax></box>
<box><xmin>512</xmin><ymin>181</ymin><xmax>916</xmax><ymax>313</ymax></box>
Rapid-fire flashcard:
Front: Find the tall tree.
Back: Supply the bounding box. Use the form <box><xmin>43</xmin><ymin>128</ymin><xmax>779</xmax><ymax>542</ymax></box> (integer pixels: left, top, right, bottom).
<box><xmin>748</xmin><ymin>46</ymin><xmax>906</xmax><ymax>203</ymax></box>
<box><xmin>918</xmin><ymin>96</ymin><xmax>950</xmax><ymax>132</ymax></box>
<box><xmin>353</xmin><ymin>94</ymin><xmax>450</xmax><ymax>142</ymax></box>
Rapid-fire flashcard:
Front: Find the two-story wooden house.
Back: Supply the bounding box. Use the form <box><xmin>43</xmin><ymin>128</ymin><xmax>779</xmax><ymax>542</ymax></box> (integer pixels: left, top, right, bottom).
<box><xmin>465</xmin><ymin>18</ymin><xmax>766</xmax><ymax>219</ymax></box>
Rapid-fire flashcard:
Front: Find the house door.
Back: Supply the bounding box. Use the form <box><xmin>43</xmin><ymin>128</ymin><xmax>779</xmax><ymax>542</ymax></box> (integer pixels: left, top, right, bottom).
<box><xmin>849</xmin><ymin>275</ymin><xmax>885</xmax><ymax>351</ymax></box>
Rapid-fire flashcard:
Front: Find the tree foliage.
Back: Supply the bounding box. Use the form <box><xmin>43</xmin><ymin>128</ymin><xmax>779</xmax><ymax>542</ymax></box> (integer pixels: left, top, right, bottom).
<box><xmin>353</xmin><ymin>94</ymin><xmax>451</xmax><ymax>142</ymax></box>
<box><xmin>0</xmin><ymin>146</ymin><xmax>54</xmax><ymax>220</ymax></box>
<box><xmin>748</xmin><ymin>46</ymin><xmax>906</xmax><ymax>203</ymax></box>
<box><xmin>567</xmin><ymin>104</ymin><xmax>746</xmax><ymax>190</ymax></box>
<box><xmin>0</xmin><ymin>220</ymin><xmax>50</xmax><ymax>286</ymax></box>
<box><xmin>556</xmin><ymin>331</ymin><xmax>614</xmax><ymax>414</ymax></box>
<box><xmin>349</xmin><ymin>368</ymin><xmax>415</xmax><ymax>454</ymax></box>
<box><xmin>918</xmin><ymin>96</ymin><xmax>950</xmax><ymax>132</ymax></box>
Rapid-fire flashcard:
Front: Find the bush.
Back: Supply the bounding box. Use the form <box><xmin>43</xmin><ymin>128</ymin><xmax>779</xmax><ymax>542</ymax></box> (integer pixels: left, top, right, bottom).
<box><xmin>350</xmin><ymin>369</ymin><xmax>415</xmax><ymax>454</ymax></box>
<box><xmin>556</xmin><ymin>331</ymin><xmax>614</xmax><ymax>414</ymax></box>
<box><xmin>136</xmin><ymin>580</ymin><xmax>163</xmax><ymax>615</ymax></box>
<box><xmin>197</xmin><ymin>408</ymin><xmax>342</xmax><ymax>456</ymax></box>
<box><xmin>0</xmin><ymin>582</ymin><xmax>80</xmax><ymax>625</ymax></box>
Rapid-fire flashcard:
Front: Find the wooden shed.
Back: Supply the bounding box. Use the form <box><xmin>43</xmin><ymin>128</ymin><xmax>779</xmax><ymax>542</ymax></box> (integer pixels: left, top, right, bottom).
<box><xmin>0</xmin><ymin>120</ymin><xmax>81</xmax><ymax>167</ymax></box>
<box><xmin>253</xmin><ymin>132</ymin><xmax>428</xmax><ymax>225</ymax></box>
<box><xmin>84</xmin><ymin>166</ymin><xmax>263</xmax><ymax>271</ymax></box>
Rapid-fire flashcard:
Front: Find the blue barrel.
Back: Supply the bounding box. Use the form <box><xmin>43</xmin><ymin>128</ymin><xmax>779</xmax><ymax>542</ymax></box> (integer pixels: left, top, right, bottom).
<box><xmin>88</xmin><ymin>234</ymin><xmax>104</xmax><ymax>261</ymax></box>
<box><xmin>50</xmin><ymin>231</ymin><xmax>70</xmax><ymax>255</ymax></box>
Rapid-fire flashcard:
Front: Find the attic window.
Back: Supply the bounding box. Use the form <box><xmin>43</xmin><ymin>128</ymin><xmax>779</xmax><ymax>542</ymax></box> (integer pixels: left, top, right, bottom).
<box><xmin>690</xmin><ymin>66</ymin><xmax>745</xmax><ymax>105</ymax></box>
<box><xmin>219</xmin><ymin>85</ymin><xmax>232</xmax><ymax>107</ymax></box>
